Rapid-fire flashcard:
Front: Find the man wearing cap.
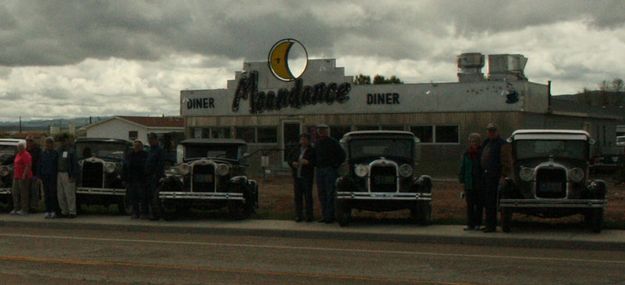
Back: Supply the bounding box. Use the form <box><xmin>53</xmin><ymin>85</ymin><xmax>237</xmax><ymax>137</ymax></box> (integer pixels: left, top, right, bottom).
<box><xmin>289</xmin><ymin>133</ymin><xmax>315</xmax><ymax>222</ymax></box>
<box><xmin>39</xmin><ymin>137</ymin><xmax>59</xmax><ymax>218</ymax></box>
<box><xmin>312</xmin><ymin>124</ymin><xmax>346</xmax><ymax>224</ymax></box>
<box><xmin>480</xmin><ymin>123</ymin><xmax>512</xmax><ymax>232</ymax></box>
<box><xmin>123</xmin><ymin>140</ymin><xmax>148</xmax><ymax>219</ymax></box>
<box><xmin>145</xmin><ymin>133</ymin><xmax>165</xmax><ymax>220</ymax></box>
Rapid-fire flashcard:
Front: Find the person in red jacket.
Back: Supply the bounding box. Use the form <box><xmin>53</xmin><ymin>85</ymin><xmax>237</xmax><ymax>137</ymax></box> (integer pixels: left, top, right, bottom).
<box><xmin>11</xmin><ymin>141</ymin><xmax>32</xmax><ymax>215</ymax></box>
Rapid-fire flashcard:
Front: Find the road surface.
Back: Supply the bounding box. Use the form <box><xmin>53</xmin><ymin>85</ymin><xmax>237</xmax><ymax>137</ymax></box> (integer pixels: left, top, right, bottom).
<box><xmin>0</xmin><ymin>225</ymin><xmax>624</xmax><ymax>284</ymax></box>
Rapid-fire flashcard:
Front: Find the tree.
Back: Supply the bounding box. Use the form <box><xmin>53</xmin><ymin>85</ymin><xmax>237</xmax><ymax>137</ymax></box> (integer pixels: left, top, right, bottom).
<box><xmin>372</xmin><ymin>74</ymin><xmax>403</xmax><ymax>84</ymax></box>
<box><xmin>612</xmin><ymin>78</ymin><xmax>624</xmax><ymax>92</ymax></box>
<box><xmin>353</xmin><ymin>74</ymin><xmax>371</xmax><ymax>85</ymax></box>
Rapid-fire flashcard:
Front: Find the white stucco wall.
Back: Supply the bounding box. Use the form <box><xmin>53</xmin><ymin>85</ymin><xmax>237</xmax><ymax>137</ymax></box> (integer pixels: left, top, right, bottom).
<box><xmin>86</xmin><ymin>119</ymin><xmax>147</xmax><ymax>142</ymax></box>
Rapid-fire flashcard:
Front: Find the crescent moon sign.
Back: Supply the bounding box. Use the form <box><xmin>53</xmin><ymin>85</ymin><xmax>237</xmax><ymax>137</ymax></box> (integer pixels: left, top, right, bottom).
<box><xmin>268</xmin><ymin>39</ymin><xmax>308</xmax><ymax>82</ymax></box>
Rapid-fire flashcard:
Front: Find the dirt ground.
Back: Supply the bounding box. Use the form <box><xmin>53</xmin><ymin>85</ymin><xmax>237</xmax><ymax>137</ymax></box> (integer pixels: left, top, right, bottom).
<box><xmin>254</xmin><ymin>175</ymin><xmax>625</xmax><ymax>229</ymax></box>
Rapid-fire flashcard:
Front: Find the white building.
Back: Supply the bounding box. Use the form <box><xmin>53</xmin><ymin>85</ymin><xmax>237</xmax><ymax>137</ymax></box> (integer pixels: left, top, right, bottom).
<box><xmin>84</xmin><ymin>116</ymin><xmax>184</xmax><ymax>143</ymax></box>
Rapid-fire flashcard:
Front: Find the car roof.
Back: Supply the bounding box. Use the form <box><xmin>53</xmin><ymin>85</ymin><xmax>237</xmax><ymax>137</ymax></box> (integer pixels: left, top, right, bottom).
<box><xmin>509</xmin><ymin>129</ymin><xmax>591</xmax><ymax>141</ymax></box>
<box><xmin>0</xmin><ymin>138</ymin><xmax>26</xmax><ymax>146</ymax></box>
<box><xmin>181</xmin><ymin>138</ymin><xmax>247</xmax><ymax>145</ymax></box>
<box><xmin>75</xmin><ymin>138</ymin><xmax>132</xmax><ymax>144</ymax></box>
<box><xmin>342</xmin><ymin>130</ymin><xmax>416</xmax><ymax>140</ymax></box>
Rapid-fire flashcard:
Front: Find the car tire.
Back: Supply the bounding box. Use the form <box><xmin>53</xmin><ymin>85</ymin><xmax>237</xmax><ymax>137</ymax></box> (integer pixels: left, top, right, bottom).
<box><xmin>228</xmin><ymin>201</ymin><xmax>252</xmax><ymax>220</ymax></box>
<box><xmin>411</xmin><ymin>203</ymin><xmax>431</xmax><ymax>226</ymax></box>
<box><xmin>591</xmin><ymin>208</ymin><xmax>604</xmax><ymax>233</ymax></box>
<box><xmin>336</xmin><ymin>200</ymin><xmax>351</xmax><ymax>227</ymax></box>
<box><xmin>500</xmin><ymin>208</ymin><xmax>512</xmax><ymax>233</ymax></box>
<box><xmin>118</xmin><ymin>195</ymin><xmax>132</xmax><ymax>215</ymax></box>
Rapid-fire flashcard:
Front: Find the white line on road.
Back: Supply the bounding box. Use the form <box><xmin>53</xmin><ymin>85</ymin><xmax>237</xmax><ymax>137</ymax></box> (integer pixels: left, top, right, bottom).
<box><xmin>0</xmin><ymin>232</ymin><xmax>623</xmax><ymax>265</ymax></box>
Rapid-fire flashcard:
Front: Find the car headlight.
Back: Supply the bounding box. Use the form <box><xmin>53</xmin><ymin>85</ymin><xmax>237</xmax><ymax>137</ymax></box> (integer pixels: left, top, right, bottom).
<box><xmin>568</xmin><ymin>168</ymin><xmax>585</xmax><ymax>183</ymax></box>
<box><xmin>78</xmin><ymin>160</ymin><xmax>84</xmax><ymax>167</ymax></box>
<box><xmin>337</xmin><ymin>162</ymin><xmax>349</xmax><ymax>177</ymax></box>
<box><xmin>216</xmin><ymin>163</ymin><xmax>230</xmax><ymax>176</ymax></box>
<box><xmin>398</xmin><ymin>164</ymin><xmax>413</xmax><ymax>177</ymax></box>
<box><xmin>104</xmin><ymin>162</ymin><xmax>117</xmax><ymax>173</ymax></box>
<box><xmin>177</xmin><ymin>163</ymin><xmax>190</xmax><ymax>175</ymax></box>
<box><xmin>354</xmin><ymin>164</ymin><xmax>369</xmax><ymax>177</ymax></box>
<box><xmin>0</xmin><ymin>166</ymin><xmax>9</xmax><ymax>177</ymax></box>
<box><xmin>519</xmin><ymin>166</ymin><xmax>534</xmax><ymax>182</ymax></box>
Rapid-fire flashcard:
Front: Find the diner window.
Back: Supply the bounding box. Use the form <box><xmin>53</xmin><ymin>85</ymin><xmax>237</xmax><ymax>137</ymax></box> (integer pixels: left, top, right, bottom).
<box><xmin>128</xmin><ymin>131</ymin><xmax>138</xmax><ymax>141</ymax></box>
<box><xmin>210</xmin><ymin>127</ymin><xmax>231</xmax><ymax>139</ymax></box>
<box><xmin>356</xmin><ymin>125</ymin><xmax>379</xmax><ymax>131</ymax></box>
<box><xmin>410</xmin><ymin>126</ymin><xmax>433</xmax><ymax>143</ymax></box>
<box><xmin>235</xmin><ymin>127</ymin><xmax>256</xmax><ymax>143</ymax></box>
<box><xmin>435</xmin><ymin>125</ymin><xmax>459</xmax><ymax>143</ymax></box>
<box><xmin>257</xmin><ymin>127</ymin><xmax>278</xmax><ymax>143</ymax></box>
<box><xmin>330</xmin><ymin>126</ymin><xmax>351</xmax><ymax>140</ymax></box>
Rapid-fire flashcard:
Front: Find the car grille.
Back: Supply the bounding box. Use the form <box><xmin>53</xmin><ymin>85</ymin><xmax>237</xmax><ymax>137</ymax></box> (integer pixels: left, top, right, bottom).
<box><xmin>192</xmin><ymin>164</ymin><xmax>215</xmax><ymax>192</ymax></box>
<box><xmin>535</xmin><ymin>168</ymin><xmax>567</xmax><ymax>199</ymax></box>
<box><xmin>369</xmin><ymin>165</ymin><xmax>397</xmax><ymax>193</ymax></box>
<box><xmin>82</xmin><ymin>161</ymin><xmax>103</xmax><ymax>188</ymax></box>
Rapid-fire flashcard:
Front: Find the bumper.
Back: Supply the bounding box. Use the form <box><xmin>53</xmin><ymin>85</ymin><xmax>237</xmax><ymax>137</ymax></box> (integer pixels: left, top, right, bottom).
<box><xmin>499</xmin><ymin>198</ymin><xmax>606</xmax><ymax>209</ymax></box>
<box><xmin>0</xmin><ymin>187</ymin><xmax>10</xmax><ymax>195</ymax></box>
<box><xmin>76</xmin><ymin>187</ymin><xmax>126</xmax><ymax>196</ymax></box>
<box><xmin>159</xmin><ymin>191</ymin><xmax>245</xmax><ymax>201</ymax></box>
<box><xmin>336</xmin><ymin>191</ymin><xmax>431</xmax><ymax>201</ymax></box>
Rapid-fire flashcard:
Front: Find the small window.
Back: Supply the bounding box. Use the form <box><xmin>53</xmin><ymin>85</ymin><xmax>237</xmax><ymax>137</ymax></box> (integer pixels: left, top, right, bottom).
<box><xmin>330</xmin><ymin>126</ymin><xmax>351</xmax><ymax>140</ymax></box>
<box><xmin>236</xmin><ymin>127</ymin><xmax>256</xmax><ymax>143</ymax></box>
<box><xmin>410</xmin><ymin>126</ymin><xmax>433</xmax><ymax>143</ymax></box>
<box><xmin>356</xmin><ymin>125</ymin><xmax>379</xmax><ymax>131</ymax></box>
<box><xmin>257</xmin><ymin>127</ymin><xmax>278</xmax><ymax>143</ymax></box>
<box><xmin>211</xmin><ymin>127</ymin><xmax>231</xmax><ymax>139</ymax></box>
<box><xmin>128</xmin><ymin>131</ymin><xmax>138</xmax><ymax>141</ymax></box>
<box><xmin>435</xmin><ymin>125</ymin><xmax>459</xmax><ymax>143</ymax></box>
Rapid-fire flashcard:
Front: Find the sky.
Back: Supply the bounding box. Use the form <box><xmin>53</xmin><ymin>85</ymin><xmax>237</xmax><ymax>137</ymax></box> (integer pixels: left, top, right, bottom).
<box><xmin>0</xmin><ymin>0</ymin><xmax>624</xmax><ymax>120</ymax></box>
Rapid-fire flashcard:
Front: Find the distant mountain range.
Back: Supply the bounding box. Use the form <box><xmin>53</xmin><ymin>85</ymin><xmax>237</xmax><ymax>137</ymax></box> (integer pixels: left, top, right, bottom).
<box><xmin>0</xmin><ymin>116</ymin><xmax>111</xmax><ymax>132</ymax></box>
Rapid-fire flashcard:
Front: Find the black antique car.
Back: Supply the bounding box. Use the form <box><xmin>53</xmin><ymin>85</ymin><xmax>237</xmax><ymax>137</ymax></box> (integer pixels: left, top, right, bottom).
<box><xmin>154</xmin><ymin>139</ymin><xmax>258</xmax><ymax>219</ymax></box>
<box><xmin>499</xmin><ymin>130</ymin><xmax>607</xmax><ymax>233</ymax></box>
<box><xmin>0</xmin><ymin>139</ymin><xmax>24</xmax><ymax>210</ymax></box>
<box><xmin>335</xmin><ymin>131</ymin><xmax>432</xmax><ymax>226</ymax></box>
<box><xmin>75</xmin><ymin>138</ymin><xmax>132</xmax><ymax>214</ymax></box>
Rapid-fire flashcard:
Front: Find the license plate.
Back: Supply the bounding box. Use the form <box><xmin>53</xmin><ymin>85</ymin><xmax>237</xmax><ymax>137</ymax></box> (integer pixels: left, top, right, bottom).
<box><xmin>194</xmin><ymin>174</ymin><xmax>214</xmax><ymax>183</ymax></box>
<box><xmin>372</xmin><ymin>193</ymin><xmax>390</xmax><ymax>198</ymax></box>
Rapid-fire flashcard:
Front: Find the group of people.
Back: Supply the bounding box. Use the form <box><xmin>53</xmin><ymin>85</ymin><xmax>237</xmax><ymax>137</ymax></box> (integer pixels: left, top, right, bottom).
<box><xmin>289</xmin><ymin>124</ymin><xmax>345</xmax><ymax>223</ymax></box>
<box><xmin>11</xmin><ymin>134</ymin><xmax>78</xmax><ymax>218</ymax></box>
<box><xmin>459</xmin><ymin>123</ymin><xmax>512</xmax><ymax>233</ymax></box>
<box><xmin>9</xmin><ymin>132</ymin><xmax>166</xmax><ymax>220</ymax></box>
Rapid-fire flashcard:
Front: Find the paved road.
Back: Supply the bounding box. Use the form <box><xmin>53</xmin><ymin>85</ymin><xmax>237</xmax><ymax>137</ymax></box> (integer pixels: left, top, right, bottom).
<box><xmin>0</xmin><ymin>226</ymin><xmax>624</xmax><ymax>284</ymax></box>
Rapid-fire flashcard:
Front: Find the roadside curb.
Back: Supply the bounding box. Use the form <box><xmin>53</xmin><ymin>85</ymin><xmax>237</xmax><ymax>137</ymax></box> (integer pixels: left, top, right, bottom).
<box><xmin>2</xmin><ymin>217</ymin><xmax>625</xmax><ymax>251</ymax></box>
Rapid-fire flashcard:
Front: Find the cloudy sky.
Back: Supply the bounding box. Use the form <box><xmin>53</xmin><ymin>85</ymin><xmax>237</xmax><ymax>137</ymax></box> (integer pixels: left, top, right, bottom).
<box><xmin>0</xmin><ymin>0</ymin><xmax>624</xmax><ymax>120</ymax></box>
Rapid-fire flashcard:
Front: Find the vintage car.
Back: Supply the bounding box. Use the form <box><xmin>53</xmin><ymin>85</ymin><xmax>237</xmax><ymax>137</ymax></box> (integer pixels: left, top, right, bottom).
<box><xmin>75</xmin><ymin>138</ymin><xmax>132</xmax><ymax>214</ymax></box>
<box><xmin>499</xmin><ymin>130</ymin><xmax>607</xmax><ymax>233</ymax></box>
<box><xmin>154</xmin><ymin>139</ymin><xmax>258</xmax><ymax>219</ymax></box>
<box><xmin>335</xmin><ymin>131</ymin><xmax>432</xmax><ymax>226</ymax></box>
<box><xmin>0</xmin><ymin>139</ymin><xmax>25</xmax><ymax>209</ymax></box>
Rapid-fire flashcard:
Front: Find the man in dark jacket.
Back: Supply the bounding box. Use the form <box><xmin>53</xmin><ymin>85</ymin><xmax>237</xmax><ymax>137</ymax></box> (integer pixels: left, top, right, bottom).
<box><xmin>39</xmin><ymin>137</ymin><xmax>59</xmax><ymax>219</ymax></box>
<box><xmin>124</xmin><ymin>140</ymin><xmax>148</xmax><ymax>219</ymax></box>
<box><xmin>289</xmin><ymin>133</ymin><xmax>315</xmax><ymax>222</ymax></box>
<box><xmin>56</xmin><ymin>134</ymin><xmax>77</xmax><ymax>218</ymax></box>
<box><xmin>480</xmin><ymin>123</ymin><xmax>512</xmax><ymax>232</ymax></box>
<box><xmin>313</xmin><ymin>124</ymin><xmax>346</xmax><ymax>224</ymax></box>
<box><xmin>145</xmin><ymin>133</ymin><xmax>165</xmax><ymax>220</ymax></box>
<box><xmin>26</xmin><ymin>136</ymin><xmax>42</xmax><ymax>211</ymax></box>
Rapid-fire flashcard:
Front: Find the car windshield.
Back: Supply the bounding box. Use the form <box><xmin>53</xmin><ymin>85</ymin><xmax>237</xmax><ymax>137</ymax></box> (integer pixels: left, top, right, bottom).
<box><xmin>0</xmin><ymin>145</ymin><xmax>15</xmax><ymax>164</ymax></box>
<box><xmin>349</xmin><ymin>138</ymin><xmax>413</xmax><ymax>160</ymax></box>
<box><xmin>515</xmin><ymin>140</ymin><xmax>587</xmax><ymax>160</ymax></box>
<box><xmin>76</xmin><ymin>142</ymin><xmax>128</xmax><ymax>161</ymax></box>
<box><xmin>184</xmin><ymin>144</ymin><xmax>242</xmax><ymax>160</ymax></box>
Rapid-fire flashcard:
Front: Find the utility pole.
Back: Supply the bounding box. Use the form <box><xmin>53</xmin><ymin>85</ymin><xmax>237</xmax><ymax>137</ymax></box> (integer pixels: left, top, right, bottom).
<box><xmin>18</xmin><ymin>116</ymin><xmax>22</xmax><ymax>134</ymax></box>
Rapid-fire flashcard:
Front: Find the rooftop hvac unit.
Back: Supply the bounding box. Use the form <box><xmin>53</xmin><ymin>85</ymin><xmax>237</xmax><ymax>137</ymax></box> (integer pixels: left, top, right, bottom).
<box><xmin>488</xmin><ymin>54</ymin><xmax>528</xmax><ymax>81</ymax></box>
<box><xmin>457</xmin><ymin>52</ymin><xmax>485</xmax><ymax>82</ymax></box>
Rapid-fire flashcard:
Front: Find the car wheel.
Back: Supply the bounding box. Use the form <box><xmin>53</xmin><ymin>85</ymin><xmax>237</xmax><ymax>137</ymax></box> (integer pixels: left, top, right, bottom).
<box><xmin>118</xmin><ymin>195</ymin><xmax>132</xmax><ymax>215</ymax></box>
<box><xmin>591</xmin><ymin>208</ymin><xmax>604</xmax><ymax>233</ymax></box>
<box><xmin>411</xmin><ymin>203</ymin><xmax>431</xmax><ymax>226</ymax></box>
<box><xmin>500</xmin><ymin>208</ymin><xmax>512</xmax><ymax>233</ymax></box>
<box><xmin>336</xmin><ymin>200</ymin><xmax>351</xmax><ymax>227</ymax></box>
<box><xmin>228</xmin><ymin>201</ymin><xmax>252</xmax><ymax>220</ymax></box>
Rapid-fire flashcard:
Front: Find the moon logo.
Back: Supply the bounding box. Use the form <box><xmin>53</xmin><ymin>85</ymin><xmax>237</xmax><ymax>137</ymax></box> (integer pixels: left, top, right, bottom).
<box><xmin>268</xmin><ymin>39</ymin><xmax>308</xmax><ymax>82</ymax></box>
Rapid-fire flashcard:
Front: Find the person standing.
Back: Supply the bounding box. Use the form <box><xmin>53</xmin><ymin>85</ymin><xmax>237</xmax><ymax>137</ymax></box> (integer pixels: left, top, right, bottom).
<box><xmin>124</xmin><ymin>140</ymin><xmax>148</xmax><ymax>219</ymax></box>
<box><xmin>57</xmin><ymin>134</ymin><xmax>77</xmax><ymax>218</ymax></box>
<box><xmin>480</xmin><ymin>123</ymin><xmax>512</xmax><ymax>233</ymax></box>
<box><xmin>289</xmin><ymin>133</ymin><xmax>315</xmax><ymax>223</ymax></box>
<box><xmin>39</xmin><ymin>137</ymin><xmax>59</xmax><ymax>219</ymax></box>
<box><xmin>459</xmin><ymin>133</ymin><xmax>483</xmax><ymax>231</ymax></box>
<box><xmin>145</xmin><ymin>133</ymin><xmax>165</xmax><ymax>220</ymax></box>
<box><xmin>10</xmin><ymin>141</ymin><xmax>32</xmax><ymax>215</ymax></box>
<box><xmin>312</xmin><ymin>124</ymin><xmax>346</xmax><ymax>224</ymax></box>
<box><xmin>26</xmin><ymin>136</ymin><xmax>42</xmax><ymax>212</ymax></box>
